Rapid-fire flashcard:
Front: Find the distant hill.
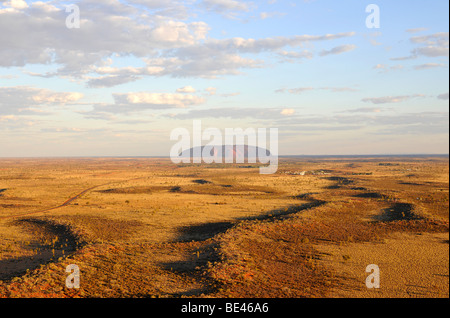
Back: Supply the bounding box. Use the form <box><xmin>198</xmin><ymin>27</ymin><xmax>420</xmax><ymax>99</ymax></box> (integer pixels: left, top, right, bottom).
<box><xmin>178</xmin><ymin>145</ymin><xmax>274</xmax><ymax>162</ymax></box>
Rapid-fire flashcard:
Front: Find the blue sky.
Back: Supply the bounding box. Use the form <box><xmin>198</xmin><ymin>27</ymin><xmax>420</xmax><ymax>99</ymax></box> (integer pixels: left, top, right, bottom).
<box><xmin>0</xmin><ymin>0</ymin><xmax>448</xmax><ymax>157</ymax></box>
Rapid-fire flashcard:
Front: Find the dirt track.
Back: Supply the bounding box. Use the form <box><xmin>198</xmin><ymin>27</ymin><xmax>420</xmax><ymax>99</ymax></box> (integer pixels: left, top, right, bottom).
<box><xmin>0</xmin><ymin>177</ymin><xmax>146</xmax><ymax>220</ymax></box>
<box><xmin>0</xmin><ymin>185</ymin><xmax>101</xmax><ymax>220</ymax></box>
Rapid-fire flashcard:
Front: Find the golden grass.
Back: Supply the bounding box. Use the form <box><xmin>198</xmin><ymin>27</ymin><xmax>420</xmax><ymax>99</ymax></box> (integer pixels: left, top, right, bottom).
<box><xmin>0</xmin><ymin>157</ymin><xmax>448</xmax><ymax>298</ymax></box>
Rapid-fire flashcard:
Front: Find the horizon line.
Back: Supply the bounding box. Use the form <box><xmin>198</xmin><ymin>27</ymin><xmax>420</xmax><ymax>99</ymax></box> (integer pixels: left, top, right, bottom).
<box><xmin>0</xmin><ymin>154</ymin><xmax>448</xmax><ymax>159</ymax></box>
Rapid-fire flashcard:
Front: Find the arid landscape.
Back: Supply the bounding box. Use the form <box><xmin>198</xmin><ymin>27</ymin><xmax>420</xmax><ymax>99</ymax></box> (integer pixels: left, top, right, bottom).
<box><xmin>0</xmin><ymin>156</ymin><xmax>448</xmax><ymax>298</ymax></box>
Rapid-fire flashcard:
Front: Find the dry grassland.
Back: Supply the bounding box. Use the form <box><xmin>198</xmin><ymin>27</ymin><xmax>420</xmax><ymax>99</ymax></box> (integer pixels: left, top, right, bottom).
<box><xmin>0</xmin><ymin>157</ymin><xmax>448</xmax><ymax>298</ymax></box>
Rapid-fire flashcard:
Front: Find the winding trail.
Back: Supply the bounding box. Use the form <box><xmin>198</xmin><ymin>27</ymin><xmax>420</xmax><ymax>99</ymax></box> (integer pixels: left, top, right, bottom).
<box><xmin>0</xmin><ymin>177</ymin><xmax>146</xmax><ymax>220</ymax></box>
<box><xmin>0</xmin><ymin>186</ymin><xmax>101</xmax><ymax>220</ymax></box>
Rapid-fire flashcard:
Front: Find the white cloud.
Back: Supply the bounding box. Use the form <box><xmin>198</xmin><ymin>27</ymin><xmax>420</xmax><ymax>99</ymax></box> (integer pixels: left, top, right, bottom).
<box><xmin>87</xmin><ymin>75</ymin><xmax>141</xmax><ymax>88</ymax></box>
<box><xmin>277</xmin><ymin>50</ymin><xmax>313</xmax><ymax>62</ymax></box>
<box><xmin>373</xmin><ymin>64</ymin><xmax>404</xmax><ymax>73</ymax></box>
<box><xmin>410</xmin><ymin>32</ymin><xmax>449</xmax><ymax>46</ymax></box>
<box><xmin>362</xmin><ymin>94</ymin><xmax>425</xmax><ymax>104</ymax></box>
<box><xmin>3</xmin><ymin>0</ymin><xmax>28</xmax><ymax>9</ymax></box>
<box><xmin>320</xmin><ymin>87</ymin><xmax>359</xmax><ymax>93</ymax></box>
<box><xmin>287</xmin><ymin>87</ymin><xmax>314</xmax><ymax>94</ymax></box>
<box><xmin>32</xmin><ymin>91</ymin><xmax>84</xmax><ymax>104</ymax></box>
<box><xmin>413</xmin><ymin>46</ymin><xmax>449</xmax><ymax>57</ymax></box>
<box><xmin>0</xmin><ymin>114</ymin><xmax>18</xmax><ymax>122</ymax></box>
<box><xmin>144</xmin><ymin>52</ymin><xmax>264</xmax><ymax>78</ymax></box>
<box><xmin>319</xmin><ymin>44</ymin><xmax>356</xmax><ymax>57</ymax></box>
<box><xmin>118</xmin><ymin>92</ymin><xmax>204</xmax><ymax>107</ymax></box>
<box><xmin>90</xmin><ymin>91</ymin><xmax>206</xmax><ymax>114</ymax></box>
<box><xmin>388</xmin><ymin>32</ymin><xmax>449</xmax><ymax>62</ymax></box>
<box><xmin>148</xmin><ymin>20</ymin><xmax>204</xmax><ymax>46</ymax></box>
<box><xmin>204</xmin><ymin>32</ymin><xmax>356</xmax><ymax>54</ymax></box>
<box><xmin>164</xmin><ymin>107</ymin><xmax>298</xmax><ymax>120</ymax></box>
<box><xmin>200</xmin><ymin>0</ymin><xmax>255</xmax><ymax>18</ymax></box>
<box><xmin>390</xmin><ymin>55</ymin><xmax>417</xmax><ymax>61</ymax></box>
<box><xmin>413</xmin><ymin>63</ymin><xmax>447</xmax><ymax>70</ymax></box>
<box><xmin>86</xmin><ymin>65</ymin><xmax>166</xmax><ymax>87</ymax></box>
<box><xmin>177</xmin><ymin>86</ymin><xmax>197</xmax><ymax>93</ymax></box>
<box><xmin>220</xmin><ymin>92</ymin><xmax>240</xmax><ymax>97</ymax></box>
<box><xmin>0</xmin><ymin>1</ymin><xmax>357</xmax><ymax>85</ymax></box>
<box><xmin>277</xmin><ymin>86</ymin><xmax>358</xmax><ymax>94</ymax></box>
<box><xmin>281</xmin><ymin>108</ymin><xmax>295</xmax><ymax>116</ymax></box>
<box><xmin>204</xmin><ymin>87</ymin><xmax>217</xmax><ymax>95</ymax></box>
<box><xmin>260</xmin><ymin>11</ymin><xmax>285</xmax><ymax>20</ymax></box>
<box><xmin>0</xmin><ymin>86</ymin><xmax>83</xmax><ymax>115</ymax></box>
<box><xmin>126</xmin><ymin>0</ymin><xmax>192</xmax><ymax>18</ymax></box>
<box><xmin>164</xmin><ymin>108</ymin><xmax>449</xmax><ymax>138</ymax></box>
<box><xmin>437</xmin><ymin>93</ymin><xmax>449</xmax><ymax>100</ymax></box>
<box><xmin>410</xmin><ymin>32</ymin><xmax>449</xmax><ymax>57</ymax></box>
<box><xmin>406</xmin><ymin>28</ymin><xmax>428</xmax><ymax>34</ymax></box>
<box><xmin>0</xmin><ymin>1</ymin><xmax>206</xmax><ymax>70</ymax></box>
<box><xmin>341</xmin><ymin>107</ymin><xmax>382</xmax><ymax>113</ymax></box>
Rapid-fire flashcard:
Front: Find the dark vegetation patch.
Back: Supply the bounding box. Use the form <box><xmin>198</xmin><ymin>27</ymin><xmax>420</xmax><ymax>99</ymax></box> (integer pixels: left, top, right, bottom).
<box><xmin>97</xmin><ymin>186</ymin><xmax>170</xmax><ymax>194</ymax></box>
<box><xmin>0</xmin><ymin>218</ymin><xmax>85</xmax><ymax>281</ymax></box>
<box><xmin>326</xmin><ymin>177</ymin><xmax>354</xmax><ymax>184</ymax></box>
<box><xmin>170</xmin><ymin>186</ymin><xmax>182</xmax><ymax>193</ymax></box>
<box><xmin>353</xmin><ymin>192</ymin><xmax>385</xmax><ymax>199</ymax></box>
<box><xmin>293</xmin><ymin>193</ymin><xmax>319</xmax><ymax>200</ymax></box>
<box><xmin>380</xmin><ymin>203</ymin><xmax>423</xmax><ymax>221</ymax></box>
<box><xmin>324</xmin><ymin>176</ymin><xmax>354</xmax><ymax>189</ymax></box>
<box><xmin>399</xmin><ymin>182</ymin><xmax>424</xmax><ymax>186</ymax></box>
<box><xmin>192</xmin><ymin>179</ymin><xmax>212</xmax><ymax>185</ymax></box>
<box><xmin>14</xmin><ymin>218</ymin><xmax>83</xmax><ymax>250</ymax></box>
<box><xmin>246</xmin><ymin>201</ymin><xmax>327</xmax><ymax>222</ymax></box>
<box><xmin>169</xmin><ymin>183</ymin><xmax>278</xmax><ymax>196</ymax></box>
<box><xmin>177</xmin><ymin>222</ymin><xmax>236</xmax><ymax>242</ymax></box>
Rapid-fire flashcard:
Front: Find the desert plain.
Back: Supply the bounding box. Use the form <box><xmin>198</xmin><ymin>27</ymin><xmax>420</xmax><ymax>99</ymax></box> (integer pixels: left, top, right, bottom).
<box><xmin>0</xmin><ymin>156</ymin><xmax>448</xmax><ymax>298</ymax></box>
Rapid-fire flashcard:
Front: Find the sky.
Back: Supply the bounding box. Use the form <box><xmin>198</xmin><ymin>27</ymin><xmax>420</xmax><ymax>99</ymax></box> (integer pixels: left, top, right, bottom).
<box><xmin>0</xmin><ymin>0</ymin><xmax>448</xmax><ymax>157</ymax></box>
